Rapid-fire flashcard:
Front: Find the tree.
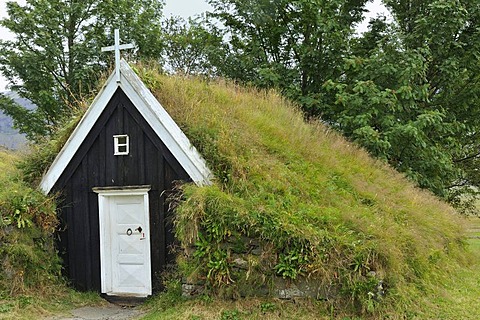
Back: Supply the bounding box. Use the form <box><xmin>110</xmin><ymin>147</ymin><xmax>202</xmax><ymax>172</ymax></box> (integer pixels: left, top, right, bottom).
<box><xmin>325</xmin><ymin>0</ymin><xmax>480</xmax><ymax>202</ymax></box>
<box><xmin>162</xmin><ymin>16</ymin><xmax>224</xmax><ymax>76</ymax></box>
<box><xmin>203</xmin><ymin>0</ymin><xmax>480</xmax><ymax>205</ymax></box>
<box><xmin>207</xmin><ymin>0</ymin><xmax>368</xmax><ymax>116</ymax></box>
<box><xmin>0</xmin><ymin>0</ymin><xmax>165</xmax><ymax>141</ymax></box>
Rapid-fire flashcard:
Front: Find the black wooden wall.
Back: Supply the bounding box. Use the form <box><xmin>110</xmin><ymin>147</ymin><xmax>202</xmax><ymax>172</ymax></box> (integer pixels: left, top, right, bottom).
<box><xmin>52</xmin><ymin>88</ymin><xmax>190</xmax><ymax>292</ymax></box>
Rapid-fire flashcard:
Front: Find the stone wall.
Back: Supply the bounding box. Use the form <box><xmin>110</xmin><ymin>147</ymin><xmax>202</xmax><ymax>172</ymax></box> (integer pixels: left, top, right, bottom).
<box><xmin>180</xmin><ymin>236</ymin><xmax>337</xmax><ymax>300</ymax></box>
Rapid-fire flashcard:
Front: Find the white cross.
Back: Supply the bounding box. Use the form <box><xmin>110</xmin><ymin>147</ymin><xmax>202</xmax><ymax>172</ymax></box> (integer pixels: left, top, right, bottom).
<box><xmin>101</xmin><ymin>29</ymin><xmax>135</xmax><ymax>83</ymax></box>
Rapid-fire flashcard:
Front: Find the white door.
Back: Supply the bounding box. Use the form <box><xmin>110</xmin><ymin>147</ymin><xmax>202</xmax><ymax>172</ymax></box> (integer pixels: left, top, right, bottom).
<box><xmin>94</xmin><ymin>187</ymin><xmax>152</xmax><ymax>297</ymax></box>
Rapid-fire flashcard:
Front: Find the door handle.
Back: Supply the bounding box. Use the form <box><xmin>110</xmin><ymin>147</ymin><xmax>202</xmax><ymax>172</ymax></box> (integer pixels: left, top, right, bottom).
<box><xmin>126</xmin><ymin>228</ymin><xmax>133</xmax><ymax>236</ymax></box>
<box><xmin>135</xmin><ymin>226</ymin><xmax>143</xmax><ymax>233</ymax></box>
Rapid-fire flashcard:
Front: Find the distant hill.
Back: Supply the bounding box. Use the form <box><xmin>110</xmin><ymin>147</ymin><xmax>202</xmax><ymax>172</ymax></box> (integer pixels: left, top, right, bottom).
<box><xmin>0</xmin><ymin>91</ymin><xmax>35</xmax><ymax>150</ymax></box>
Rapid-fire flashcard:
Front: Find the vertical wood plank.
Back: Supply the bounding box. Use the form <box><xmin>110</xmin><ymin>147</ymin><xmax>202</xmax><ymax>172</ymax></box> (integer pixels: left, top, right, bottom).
<box><xmin>70</xmin><ymin>166</ymin><xmax>86</xmax><ymax>289</ymax></box>
<box><xmin>105</xmin><ymin>104</ymin><xmax>118</xmax><ymax>186</ymax></box>
<box><xmin>80</xmin><ymin>157</ymin><xmax>92</xmax><ymax>289</ymax></box>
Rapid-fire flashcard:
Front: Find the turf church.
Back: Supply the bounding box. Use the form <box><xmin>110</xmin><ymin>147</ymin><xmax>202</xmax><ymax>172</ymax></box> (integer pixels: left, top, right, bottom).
<box><xmin>40</xmin><ymin>29</ymin><xmax>211</xmax><ymax>297</ymax></box>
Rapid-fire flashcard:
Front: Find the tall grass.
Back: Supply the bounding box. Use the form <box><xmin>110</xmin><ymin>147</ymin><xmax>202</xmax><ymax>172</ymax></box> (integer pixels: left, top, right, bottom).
<box><xmin>0</xmin><ymin>149</ymin><xmax>66</xmax><ymax>318</ymax></box>
<box><xmin>135</xmin><ymin>64</ymin><xmax>473</xmax><ymax>316</ymax></box>
<box><xmin>0</xmin><ymin>148</ymin><xmax>105</xmax><ymax>320</ymax></box>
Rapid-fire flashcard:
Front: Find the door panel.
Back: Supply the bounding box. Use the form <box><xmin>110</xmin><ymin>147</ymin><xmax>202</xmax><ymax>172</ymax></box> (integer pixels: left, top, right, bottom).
<box><xmin>111</xmin><ymin>195</ymin><xmax>149</xmax><ymax>294</ymax></box>
<box><xmin>95</xmin><ymin>188</ymin><xmax>152</xmax><ymax>297</ymax></box>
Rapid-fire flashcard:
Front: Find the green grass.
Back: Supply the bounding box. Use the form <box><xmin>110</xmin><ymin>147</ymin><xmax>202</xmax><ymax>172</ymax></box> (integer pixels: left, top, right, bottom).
<box><xmin>0</xmin><ymin>149</ymin><xmax>104</xmax><ymax>320</ymax></box>
<box><xmin>141</xmin><ymin>296</ymin><xmax>334</xmax><ymax>320</ymax></box>
<box><xmin>411</xmin><ymin>218</ymin><xmax>480</xmax><ymax>319</ymax></box>
<box><xmin>0</xmin><ymin>148</ymin><xmax>19</xmax><ymax>184</ymax></box>
<box><xmin>466</xmin><ymin>218</ymin><xmax>480</xmax><ymax>251</ymax></box>
<box><xmin>140</xmin><ymin>218</ymin><xmax>480</xmax><ymax>319</ymax></box>
<box><xmin>0</xmin><ymin>288</ymin><xmax>103</xmax><ymax>320</ymax></box>
<box><xmin>133</xmin><ymin>66</ymin><xmax>476</xmax><ymax>317</ymax></box>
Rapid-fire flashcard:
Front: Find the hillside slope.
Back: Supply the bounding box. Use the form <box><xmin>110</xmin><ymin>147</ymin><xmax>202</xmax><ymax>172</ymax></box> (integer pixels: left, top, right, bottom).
<box><xmin>132</xmin><ymin>66</ymin><xmax>472</xmax><ymax>316</ymax></box>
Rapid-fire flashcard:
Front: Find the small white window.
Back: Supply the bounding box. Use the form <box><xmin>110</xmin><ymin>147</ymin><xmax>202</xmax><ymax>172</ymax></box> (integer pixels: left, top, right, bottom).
<box><xmin>114</xmin><ymin>134</ymin><xmax>129</xmax><ymax>155</ymax></box>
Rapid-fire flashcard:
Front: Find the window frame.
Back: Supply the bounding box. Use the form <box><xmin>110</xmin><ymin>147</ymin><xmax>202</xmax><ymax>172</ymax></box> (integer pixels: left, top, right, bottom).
<box><xmin>113</xmin><ymin>134</ymin><xmax>129</xmax><ymax>156</ymax></box>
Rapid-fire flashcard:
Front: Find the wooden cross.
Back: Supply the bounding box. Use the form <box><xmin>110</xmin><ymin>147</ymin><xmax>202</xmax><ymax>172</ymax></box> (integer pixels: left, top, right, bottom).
<box><xmin>101</xmin><ymin>29</ymin><xmax>135</xmax><ymax>83</ymax></box>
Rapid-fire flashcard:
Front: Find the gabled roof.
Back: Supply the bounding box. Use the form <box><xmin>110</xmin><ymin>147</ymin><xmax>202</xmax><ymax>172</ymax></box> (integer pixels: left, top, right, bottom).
<box><xmin>39</xmin><ymin>59</ymin><xmax>212</xmax><ymax>194</ymax></box>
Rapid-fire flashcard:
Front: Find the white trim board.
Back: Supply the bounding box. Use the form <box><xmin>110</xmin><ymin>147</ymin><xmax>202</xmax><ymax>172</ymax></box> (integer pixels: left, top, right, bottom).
<box><xmin>40</xmin><ymin>60</ymin><xmax>212</xmax><ymax>194</ymax></box>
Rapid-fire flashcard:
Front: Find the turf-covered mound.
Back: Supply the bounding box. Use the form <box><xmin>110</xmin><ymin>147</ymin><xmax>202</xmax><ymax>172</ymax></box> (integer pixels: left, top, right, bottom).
<box><xmin>0</xmin><ymin>149</ymin><xmax>60</xmax><ymax>296</ymax></box>
<box><xmin>134</xmin><ymin>66</ymin><xmax>470</xmax><ymax>313</ymax></box>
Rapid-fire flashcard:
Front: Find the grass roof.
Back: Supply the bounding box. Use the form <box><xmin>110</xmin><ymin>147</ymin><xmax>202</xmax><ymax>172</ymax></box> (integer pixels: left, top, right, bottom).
<box><xmin>132</xmin><ymin>64</ymin><xmax>474</xmax><ymax>315</ymax></box>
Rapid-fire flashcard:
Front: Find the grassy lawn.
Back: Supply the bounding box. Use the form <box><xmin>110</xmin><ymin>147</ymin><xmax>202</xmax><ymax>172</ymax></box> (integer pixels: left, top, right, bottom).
<box><xmin>0</xmin><ymin>286</ymin><xmax>104</xmax><ymax>320</ymax></box>
<box><xmin>414</xmin><ymin>217</ymin><xmax>480</xmax><ymax>320</ymax></box>
<box><xmin>141</xmin><ymin>295</ymin><xmax>336</xmax><ymax>320</ymax></box>
<box><xmin>466</xmin><ymin>218</ymin><xmax>480</xmax><ymax>253</ymax></box>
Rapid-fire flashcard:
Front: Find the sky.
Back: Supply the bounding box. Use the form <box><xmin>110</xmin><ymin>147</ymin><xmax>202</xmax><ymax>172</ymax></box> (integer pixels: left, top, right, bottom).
<box><xmin>0</xmin><ymin>0</ymin><xmax>387</xmax><ymax>92</ymax></box>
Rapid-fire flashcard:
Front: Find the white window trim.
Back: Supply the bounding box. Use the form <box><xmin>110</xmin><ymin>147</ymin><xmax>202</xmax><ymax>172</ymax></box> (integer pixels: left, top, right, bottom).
<box><xmin>113</xmin><ymin>134</ymin><xmax>129</xmax><ymax>155</ymax></box>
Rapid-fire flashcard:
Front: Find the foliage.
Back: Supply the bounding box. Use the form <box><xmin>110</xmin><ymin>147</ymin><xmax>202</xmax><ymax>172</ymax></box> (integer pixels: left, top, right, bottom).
<box><xmin>323</xmin><ymin>0</ymin><xmax>480</xmax><ymax>204</ymax></box>
<box><xmin>323</xmin><ymin>42</ymin><xmax>460</xmax><ymax>197</ymax></box>
<box><xmin>206</xmin><ymin>0</ymin><xmax>367</xmax><ymax>114</ymax></box>
<box><xmin>162</xmin><ymin>16</ymin><xmax>224</xmax><ymax>76</ymax></box>
<box><xmin>0</xmin><ymin>0</ymin><xmax>165</xmax><ymax>141</ymax></box>
<box><xmin>0</xmin><ymin>93</ymin><xmax>40</xmax><ymax>143</ymax></box>
<box><xmin>0</xmin><ymin>150</ymin><xmax>61</xmax><ymax>296</ymax></box>
<box><xmin>137</xmin><ymin>68</ymin><xmax>472</xmax><ymax>315</ymax></box>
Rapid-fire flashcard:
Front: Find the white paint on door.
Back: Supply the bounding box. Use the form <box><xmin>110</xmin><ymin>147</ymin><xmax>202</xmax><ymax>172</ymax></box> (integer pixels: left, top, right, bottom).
<box><xmin>94</xmin><ymin>187</ymin><xmax>152</xmax><ymax>297</ymax></box>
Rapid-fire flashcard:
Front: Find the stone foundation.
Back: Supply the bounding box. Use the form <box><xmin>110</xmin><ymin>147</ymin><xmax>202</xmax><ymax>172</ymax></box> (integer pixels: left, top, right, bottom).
<box><xmin>180</xmin><ymin>236</ymin><xmax>338</xmax><ymax>300</ymax></box>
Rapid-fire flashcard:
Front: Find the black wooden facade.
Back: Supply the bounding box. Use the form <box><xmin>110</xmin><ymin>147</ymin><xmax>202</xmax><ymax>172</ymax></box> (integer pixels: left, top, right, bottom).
<box><xmin>52</xmin><ymin>88</ymin><xmax>190</xmax><ymax>292</ymax></box>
